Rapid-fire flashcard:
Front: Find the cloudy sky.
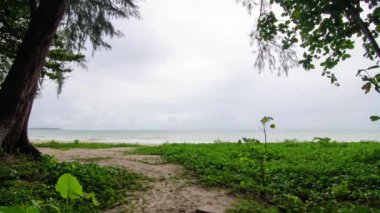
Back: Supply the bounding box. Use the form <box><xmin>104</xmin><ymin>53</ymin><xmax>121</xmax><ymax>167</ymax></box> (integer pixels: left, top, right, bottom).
<box><xmin>29</xmin><ymin>0</ymin><xmax>380</xmax><ymax>130</ymax></box>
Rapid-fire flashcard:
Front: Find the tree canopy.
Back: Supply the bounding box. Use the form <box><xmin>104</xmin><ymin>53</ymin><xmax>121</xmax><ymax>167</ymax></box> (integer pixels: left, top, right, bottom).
<box><xmin>0</xmin><ymin>0</ymin><xmax>139</xmax><ymax>93</ymax></box>
<box><xmin>241</xmin><ymin>0</ymin><xmax>380</xmax><ymax>94</ymax></box>
<box><xmin>0</xmin><ymin>0</ymin><xmax>140</xmax><ymax>154</ymax></box>
<box><xmin>0</xmin><ymin>0</ymin><xmax>83</xmax><ymax>93</ymax></box>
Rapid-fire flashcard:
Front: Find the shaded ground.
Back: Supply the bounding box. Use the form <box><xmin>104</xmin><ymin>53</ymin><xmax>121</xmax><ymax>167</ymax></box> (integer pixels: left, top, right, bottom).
<box><xmin>39</xmin><ymin>148</ymin><xmax>235</xmax><ymax>213</ymax></box>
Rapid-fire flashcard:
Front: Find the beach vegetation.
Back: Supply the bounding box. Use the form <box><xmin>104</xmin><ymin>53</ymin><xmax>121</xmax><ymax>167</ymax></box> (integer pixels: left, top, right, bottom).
<box><xmin>131</xmin><ymin>141</ymin><xmax>380</xmax><ymax>212</ymax></box>
<box><xmin>239</xmin><ymin>138</ymin><xmax>261</xmax><ymax>144</ymax></box>
<box><xmin>33</xmin><ymin>141</ymin><xmax>141</xmax><ymax>150</ymax></box>
<box><xmin>0</xmin><ymin>154</ymin><xmax>145</xmax><ymax>212</ymax></box>
<box><xmin>312</xmin><ymin>137</ymin><xmax>333</xmax><ymax>144</ymax></box>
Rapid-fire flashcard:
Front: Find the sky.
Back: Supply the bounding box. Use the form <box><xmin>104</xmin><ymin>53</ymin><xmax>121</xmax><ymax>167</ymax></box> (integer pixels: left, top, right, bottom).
<box><xmin>29</xmin><ymin>0</ymin><xmax>380</xmax><ymax>131</ymax></box>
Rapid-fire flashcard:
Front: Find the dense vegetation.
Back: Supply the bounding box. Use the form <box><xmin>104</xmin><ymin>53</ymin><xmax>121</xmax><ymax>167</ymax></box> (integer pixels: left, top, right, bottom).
<box><xmin>33</xmin><ymin>140</ymin><xmax>141</xmax><ymax>150</ymax></box>
<box><xmin>0</xmin><ymin>154</ymin><xmax>144</xmax><ymax>212</ymax></box>
<box><xmin>132</xmin><ymin>141</ymin><xmax>380</xmax><ymax>212</ymax></box>
<box><xmin>244</xmin><ymin>0</ymin><xmax>380</xmax><ymax>95</ymax></box>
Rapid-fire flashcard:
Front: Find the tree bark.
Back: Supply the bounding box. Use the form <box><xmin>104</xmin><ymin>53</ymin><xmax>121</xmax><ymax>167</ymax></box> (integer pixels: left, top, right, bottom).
<box><xmin>0</xmin><ymin>0</ymin><xmax>67</xmax><ymax>155</ymax></box>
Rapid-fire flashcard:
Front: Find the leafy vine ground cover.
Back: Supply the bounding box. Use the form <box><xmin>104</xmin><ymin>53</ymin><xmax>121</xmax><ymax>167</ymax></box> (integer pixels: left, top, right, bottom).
<box><xmin>0</xmin><ymin>155</ymin><xmax>145</xmax><ymax>212</ymax></box>
<box><xmin>34</xmin><ymin>140</ymin><xmax>141</xmax><ymax>150</ymax></box>
<box><xmin>131</xmin><ymin>141</ymin><xmax>380</xmax><ymax>212</ymax></box>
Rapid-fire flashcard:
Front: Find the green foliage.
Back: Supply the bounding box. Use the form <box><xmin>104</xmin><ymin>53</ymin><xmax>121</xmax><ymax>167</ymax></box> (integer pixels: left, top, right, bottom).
<box><xmin>63</xmin><ymin>0</ymin><xmax>139</xmax><ymax>52</ymax></box>
<box><xmin>0</xmin><ymin>0</ymin><xmax>139</xmax><ymax>93</ymax></box>
<box><xmin>357</xmin><ymin>65</ymin><xmax>380</xmax><ymax>94</ymax></box>
<box><xmin>258</xmin><ymin>116</ymin><xmax>276</xmax><ymax>186</ymax></box>
<box><xmin>0</xmin><ymin>155</ymin><xmax>144</xmax><ymax>212</ymax></box>
<box><xmin>313</xmin><ymin>137</ymin><xmax>333</xmax><ymax>144</ymax></box>
<box><xmin>0</xmin><ymin>0</ymin><xmax>85</xmax><ymax>93</ymax></box>
<box><xmin>370</xmin><ymin>115</ymin><xmax>380</xmax><ymax>122</ymax></box>
<box><xmin>227</xmin><ymin>199</ymin><xmax>277</xmax><ymax>213</ymax></box>
<box><xmin>260</xmin><ymin>116</ymin><xmax>276</xmax><ymax>143</ymax></box>
<box><xmin>55</xmin><ymin>173</ymin><xmax>100</xmax><ymax>206</ymax></box>
<box><xmin>0</xmin><ymin>0</ymin><xmax>29</xmax><ymax>85</ymax></box>
<box><xmin>260</xmin><ymin>116</ymin><xmax>274</xmax><ymax>127</ymax></box>
<box><xmin>33</xmin><ymin>140</ymin><xmax>141</xmax><ymax>150</ymax></box>
<box><xmin>0</xmin><ymin>200</ymin><xmax>61</xmax><ymax>213</ymax></box>
<box><xmin>55</xmin><ymin>173</ymin><xmax>83</xmax><ymax>201</ymax></box>
<box><xmin>132</xmin><ymin>142</ymin><xmax>380</xmax><ymax>211</ymax></box>
<box><xmin>239</xmin><ymin>137</ymin><xmax>261</xmax><ymax>144</ymax></box>
<box><xmin>243</xmin><ymin>0</ymin><xmax>380</xmax><ymax>93</ymax></box>
<box><xmin>0</xmin><ymin>206</ymin><xmax>35</xmax><ymax>213</ymax></box>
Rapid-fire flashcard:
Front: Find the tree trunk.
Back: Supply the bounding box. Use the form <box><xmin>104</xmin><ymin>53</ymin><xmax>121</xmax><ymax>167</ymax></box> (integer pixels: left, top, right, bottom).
<box><xmin>0</xmin><ymin>0</ymin><xmax>67</xmax><ymax>155</ymax></box>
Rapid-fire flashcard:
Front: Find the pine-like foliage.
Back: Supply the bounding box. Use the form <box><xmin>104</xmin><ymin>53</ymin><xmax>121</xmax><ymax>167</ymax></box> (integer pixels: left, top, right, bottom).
<box><xmin>63</xmin><ymin>0</ymin><xmax>140</xmax><ymax>52</ymax></box>
<box><xmin>0</xmin><ymin>0</ymin><xmax>139</xmax><ymax>94</ymax></box>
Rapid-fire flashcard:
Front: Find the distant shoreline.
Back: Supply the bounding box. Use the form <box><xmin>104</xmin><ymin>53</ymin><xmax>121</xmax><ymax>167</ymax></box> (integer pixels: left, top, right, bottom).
<box><xmin>31</xmin><ymin>139</ymin><xmax>379</xmax><ymax>145</ymax></box>
<box><xmin>28</xmin><ymin>129</ymin><xmax>380</xmax><ymax>144</ymax></box>
<box><xmin>29</xmin><ymin>128</ymin><xmax>62</xmax><ymax>130</ymax></box>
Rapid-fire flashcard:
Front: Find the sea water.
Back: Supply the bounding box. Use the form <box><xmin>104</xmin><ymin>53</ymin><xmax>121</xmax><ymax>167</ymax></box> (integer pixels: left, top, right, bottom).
<box><xmin>29</xmin><ymin>129</ymin><xmax>380</xmax><ymax>144</ymax></box>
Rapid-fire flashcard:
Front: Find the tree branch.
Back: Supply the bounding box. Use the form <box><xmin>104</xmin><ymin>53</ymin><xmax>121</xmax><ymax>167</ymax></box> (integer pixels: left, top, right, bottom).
<box><xmin>347</xmin><ymin>3</ymin><xmax>380</xmax><ymax>59</ymax></box>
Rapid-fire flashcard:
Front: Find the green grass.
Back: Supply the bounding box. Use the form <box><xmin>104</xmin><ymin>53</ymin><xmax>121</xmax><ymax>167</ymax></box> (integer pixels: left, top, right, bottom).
<box><xmin>33</xmin><ymin>140</ymin><xmax>141</xmax><ymax>150</ymax></box>
<box><xmin>0</xmin><ymin>154</ymin><xmax>145</xmax><ymax>212</ymax></box>
<box><xmin>72</xmin><ymin>156</ymin><xmax>112</xmax><ymax>162</ymax></box>
<box><xmin>131</xmin><ymin>141</ymin><xmax>380</xmax><ymax>212</ymax></box>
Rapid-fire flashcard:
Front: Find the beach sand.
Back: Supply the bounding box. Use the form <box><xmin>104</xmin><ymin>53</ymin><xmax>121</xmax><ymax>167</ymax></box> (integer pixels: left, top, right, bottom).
<box><xmin>39</xmin><ymin>147</ymin><xmax>236</xmax><ymax>213</ymax></box>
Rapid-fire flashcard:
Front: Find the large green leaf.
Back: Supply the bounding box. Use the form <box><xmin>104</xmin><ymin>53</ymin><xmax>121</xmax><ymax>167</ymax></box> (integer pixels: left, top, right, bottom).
<box><xmin>25</xmin><ymin>206</ymin><xmax>40</xmax><ymax>213</ymax></box>
<box><xmin>0</xmin><ymin>206</ymin><xmax>40</xmax><ymax>213</ymax></box>
<box><xmin>0</xmin><ymin>207</ymin><xmax>27</xmax><ymax>213</ymax></box>
<box><xmin>55</xmin><ymin>173</ymin><xmax>83</xmax><ymax>200</ymax></box>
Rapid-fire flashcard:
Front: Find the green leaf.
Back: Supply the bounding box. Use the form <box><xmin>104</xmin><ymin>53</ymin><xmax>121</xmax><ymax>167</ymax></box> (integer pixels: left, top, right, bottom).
<box><xmin>55</xmin><ymin>173</ymin><xmax>83</xmax><ymax>200</ymax></box>
<box><xmin>260</xmin><ymin>116</ymin><xmax>274</xmax><ymax>125</ymax></box>
<box><xmin>25</xmin><ymin>206</ymin><xmax>40</xmax><ymax>213</ymax></box>
<box><xmin>342</xmin><ymin>54</ymin><xmax>351</xmax><ymax>60</ymax></box>
<box><xmin>293</xmin><ymin>10</ymin><xmax>301</xmax><ymax>19</ymax></box>
<box><xmin>375</xmin><ymin>73</ymin><xmax>380</xmax><ymax>81</ymax></box>
<box><xmin>27</xmin><ymin>201</ymin><xmax>41</xmax><ymax>213</ymax></box>
<box><xmin>0</xmin><ymin>207</ymin><xmax>26</xmax><ymax>213</ymax></box>
<box><xmin>373</xmin><ymin>8</ymin><xmax>380</xmax><ymax>18</ymax></box>
<box><xmin>376</xmin><ymin>25</ymin><xmax>380</xmax><ymax>33</ymax></box>
<box><xmin>84</xmin><ymin>193</ymin><xmax>100</xmax><ymax>206</ymax></box>
<box><xmin>270</xmin><ymin>124</ymin><xmax>276</xmax><ymax>129</ymax></box>
<box><xmin>370</xmin><ymin>115</ymin><xmax>380</xmax><ymax>122</ymax></box>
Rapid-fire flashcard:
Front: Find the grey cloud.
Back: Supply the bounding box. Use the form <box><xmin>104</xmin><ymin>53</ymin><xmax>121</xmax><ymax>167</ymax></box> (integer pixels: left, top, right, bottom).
<box><xmin>29</xmin><ymin>0</ymin><xmax>380</xmax><ymax>131</ymax></box>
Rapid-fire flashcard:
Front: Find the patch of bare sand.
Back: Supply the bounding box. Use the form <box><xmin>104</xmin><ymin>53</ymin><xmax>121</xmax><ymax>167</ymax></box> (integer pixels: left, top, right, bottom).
<box><xmin>39</xmin><ymin>148</ymin><xmax>235</xmax><ymax>213</ymax></box>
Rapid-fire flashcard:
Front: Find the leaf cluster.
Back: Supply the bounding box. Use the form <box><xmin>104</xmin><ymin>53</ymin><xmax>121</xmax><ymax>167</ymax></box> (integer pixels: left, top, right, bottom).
<box><xmin>245</xmin><ymin>0</ymin><xmax>380</xmax><ymax>90</ymax></box>
<box><xmin>0</xmin><ymin>0</ymin><xmax>140</xmax><ymax>94</ymax></box>
<box><xmin>0</xmin><ymin>155</ymin><xmax>144</xmax><ymax>212</ymax></box>
<box><xmin>0</xmin><ymin>0</ymin><xmax>85</xmax><ymax>93</ymax></box>
<box><xmin>33</xmin><ymin>140</ymin><xmax>141</xmax><ymax>150</ymax></box>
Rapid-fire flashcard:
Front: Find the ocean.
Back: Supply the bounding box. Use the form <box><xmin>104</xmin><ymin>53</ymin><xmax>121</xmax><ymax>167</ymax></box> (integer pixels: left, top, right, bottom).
<box><xmin>29</xmin><ymin>129</ymin><xmax>380</xmax><ymax>144</ymax></box>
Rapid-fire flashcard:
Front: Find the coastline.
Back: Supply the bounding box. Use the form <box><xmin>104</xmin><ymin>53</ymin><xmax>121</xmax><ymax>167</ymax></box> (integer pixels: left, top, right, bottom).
<box><xmin>29</xmin><ymin>129</ymin><xmax>380</xmax><ymax>144</ymax></box>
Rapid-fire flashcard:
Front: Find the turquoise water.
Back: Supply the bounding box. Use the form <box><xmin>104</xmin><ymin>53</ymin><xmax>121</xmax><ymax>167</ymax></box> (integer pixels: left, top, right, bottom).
<box><xmin>29</xmin><ymin>129</ymin><xmax>380</xmax><ymax>144</ymax></box>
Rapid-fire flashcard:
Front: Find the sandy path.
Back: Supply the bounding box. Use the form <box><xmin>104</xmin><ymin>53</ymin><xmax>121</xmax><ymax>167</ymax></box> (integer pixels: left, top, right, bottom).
<box><xmin>39</xmin><ymin>148</ymin><xmax>235</xmax><ymax>213</ymax></box>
